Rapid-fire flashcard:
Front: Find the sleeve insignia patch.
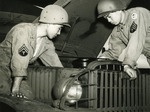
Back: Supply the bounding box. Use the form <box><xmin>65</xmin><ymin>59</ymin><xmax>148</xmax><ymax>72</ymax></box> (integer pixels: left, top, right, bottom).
<box><xmin>130</xmin><ymin>21</ymin><xmax>137</xmax><ymax>33</ymax></box>
<box><xmin>18</xmin><ymin>44</ymin><xmax>29</xmax><ymax>56</ymax></box>
<box><xmin>131</xmin><ymin>13</ymin><xmax>137</xmax><ymax>20</ymax></box>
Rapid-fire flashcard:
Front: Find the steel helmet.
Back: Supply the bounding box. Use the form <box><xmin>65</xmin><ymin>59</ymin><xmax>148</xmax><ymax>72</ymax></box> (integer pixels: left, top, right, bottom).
<box><xmin>97</xmin><ymin>0</ymin><xmax>127</xmax><ymax>18</ymax></box>
<box><xmin>39</xmin><ymin>5</ymin><xmax>70</xmax><ymax>27</ymax></box>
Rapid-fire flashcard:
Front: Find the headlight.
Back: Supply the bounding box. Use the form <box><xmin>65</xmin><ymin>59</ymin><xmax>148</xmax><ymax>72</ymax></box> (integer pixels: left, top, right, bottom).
<box><xmin>65</xmin><ymin>80</ymin><xmax>82</xmax><ymax>103</ymax></box>
<box><xmin>53</xmin><ymin>78</ymin><xmax>82</xmax><ymax>104</ymax></box>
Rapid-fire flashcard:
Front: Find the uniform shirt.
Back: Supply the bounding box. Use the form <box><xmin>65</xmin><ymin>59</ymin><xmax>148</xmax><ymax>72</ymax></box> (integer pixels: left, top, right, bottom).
<box><xmin>101</xmin><ymin>7</ymin><xmax>150</xmax><ymax>68</ymax></box>
<box><xmin>0</xmin><ymin>23</ymin><xmax>63</xmax><ymax>77</ymax></box>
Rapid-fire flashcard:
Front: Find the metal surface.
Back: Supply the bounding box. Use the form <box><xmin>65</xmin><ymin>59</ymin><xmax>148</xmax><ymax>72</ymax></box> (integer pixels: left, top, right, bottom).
<box><xmin>72</xmin><ymin>58</ymin><xmax>98</xmax><ymax>68</ymax></box>
<box><xmin>0</xmin><ymin>94</ymin><xmax>56</xmax><ymax>112</ymax></box>
<box><xmin>61</xmin><ymin>17</ymin><xmax>80</xmax><ymax>54</ymax></box>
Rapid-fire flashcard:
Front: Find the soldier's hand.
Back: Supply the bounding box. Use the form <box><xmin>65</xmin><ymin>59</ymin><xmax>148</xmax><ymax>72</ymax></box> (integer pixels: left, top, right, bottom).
<box><xmin>124</xmin><ymin>65</ymin><xmax>137</xmax><ymax>80</ymax></box>
<box><xmin>11</xmin><ymin>92</ymin><xmax>27</xmax><ymax>99</ymax></box>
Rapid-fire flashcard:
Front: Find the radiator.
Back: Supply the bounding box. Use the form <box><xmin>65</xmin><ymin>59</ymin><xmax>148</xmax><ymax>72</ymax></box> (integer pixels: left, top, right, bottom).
<box><xmin>27</xmin><ymin>67</ymin><xmax>57</xmax><ymax>101</ymax></box>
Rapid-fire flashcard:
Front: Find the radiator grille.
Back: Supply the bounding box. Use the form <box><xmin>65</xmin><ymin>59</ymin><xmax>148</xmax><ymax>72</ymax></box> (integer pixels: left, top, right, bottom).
<box><xmin>63</xmin><ymin>70</ymin><xmax>150</xmax><ymax>112</ymax></box>
<box><xmin>96</xmin><ymin>70</ymin><xmax>149</xmax><ymax>111</ymax></box>
<box><xmin>27</xmin><ymin>67</ymin><xmax>58</xmax><ymax>101</ymax></box>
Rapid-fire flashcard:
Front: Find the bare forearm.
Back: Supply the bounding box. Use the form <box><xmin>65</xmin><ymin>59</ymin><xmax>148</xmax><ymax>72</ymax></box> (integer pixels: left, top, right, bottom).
<box><xmin>12</xmin><ymin>77</ymin><xmax>23</xmax><ymax>93</ymax></box>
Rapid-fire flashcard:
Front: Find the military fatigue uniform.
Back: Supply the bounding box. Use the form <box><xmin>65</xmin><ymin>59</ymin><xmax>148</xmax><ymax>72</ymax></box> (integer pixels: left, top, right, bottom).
<box><xmin>101</xmin><ymin>7</ymin><xmax>150</xmax><ymax>68</ymax></box>
<box><xmin>0</xmin><ymin>23</ymin><xmax>63</xmax><ymax>98</ymax></box>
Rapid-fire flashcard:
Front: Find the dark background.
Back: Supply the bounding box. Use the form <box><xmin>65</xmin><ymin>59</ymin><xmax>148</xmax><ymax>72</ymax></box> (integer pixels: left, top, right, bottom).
<box><xmin>1</xmin><ymin>0</ymin><xmax>150</xmax><ymax>17</ymax></box>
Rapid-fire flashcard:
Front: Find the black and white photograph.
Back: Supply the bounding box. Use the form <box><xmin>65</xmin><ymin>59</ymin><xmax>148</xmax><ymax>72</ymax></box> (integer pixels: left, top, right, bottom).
<box><xmin>0</xmin><ymin>0</ymin><xmax>150</xmax><ymax>111</ymax></box>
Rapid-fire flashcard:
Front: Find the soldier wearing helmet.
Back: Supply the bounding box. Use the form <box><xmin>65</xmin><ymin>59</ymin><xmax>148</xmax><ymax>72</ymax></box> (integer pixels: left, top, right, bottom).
<box><xmin>97</xmin><ymin>0</ymin><xmax>150</xmax><ymax>80</ymax></box>
<box><xmin>0</xmin><ymin>5</ymin><xmax>70</xmax><ymax>99</ymax></box>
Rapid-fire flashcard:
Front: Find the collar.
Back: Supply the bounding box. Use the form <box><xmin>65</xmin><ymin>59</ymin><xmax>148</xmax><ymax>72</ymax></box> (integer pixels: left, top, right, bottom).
<box><xmin>121</xmin><ymin>10</ymin><xmax>129</xmax><ymax>25</ymax></box>
<box><xmin>117</xmin><ymin>11</ymin><xmax>129</xmax><ymax>31</ymax></box>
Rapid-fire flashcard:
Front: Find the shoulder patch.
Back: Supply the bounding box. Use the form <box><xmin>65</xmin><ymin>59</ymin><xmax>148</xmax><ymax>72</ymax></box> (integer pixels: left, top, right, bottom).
<box><xmin>131</xmin><ymin>13</ymin><xmax>137</xmax><ymax>20</ymax></box>
<box><xmin>18</xmin><ymin>44</ymin><xmax>29</xmax><ymax>56</ymax></box>
<box><xmin>130</xmin><ymin>21</ymin><xmax>137</xmax><ymax>33</ymax></box>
